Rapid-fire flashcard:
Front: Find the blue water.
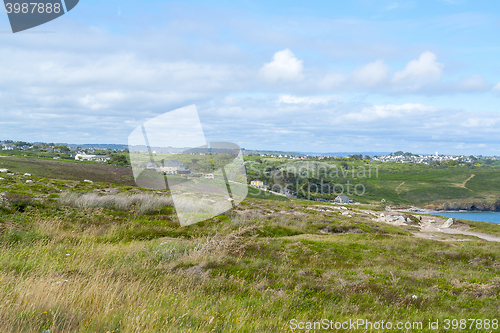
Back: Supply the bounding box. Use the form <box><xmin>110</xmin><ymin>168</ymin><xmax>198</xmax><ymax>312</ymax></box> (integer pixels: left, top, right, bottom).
<box><xmin>426</xmin><ymin>211</ymin><xmax>500</xmax><ymax>224</ymax></box>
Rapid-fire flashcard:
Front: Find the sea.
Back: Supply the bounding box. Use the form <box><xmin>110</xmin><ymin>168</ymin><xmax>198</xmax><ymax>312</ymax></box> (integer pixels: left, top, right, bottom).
<box><xmin>424</xmin><ymin>211</ymin><xmax>500</xmax><ymax>224</ymax></box>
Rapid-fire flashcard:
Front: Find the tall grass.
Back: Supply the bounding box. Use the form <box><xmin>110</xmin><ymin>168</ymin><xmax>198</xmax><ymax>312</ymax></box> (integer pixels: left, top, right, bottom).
<box><xmin>58</xmin><ymin>193</ymin><xmax>173</xmax><ymax>214</ymax></box>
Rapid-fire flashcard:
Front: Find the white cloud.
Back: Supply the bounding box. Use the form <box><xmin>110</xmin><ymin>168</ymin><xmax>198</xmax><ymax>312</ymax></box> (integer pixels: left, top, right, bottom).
<box><xmin>317</xmin><ymin>73</ymin><xmax>346</xmax><ymax>90</ymax></box>
<box><xmin>493</xmin><ymin>81</ymin><xmax>500</xmax><ymax>92</ymax></box>
<box><xmin>351</xmin><ymin>60</ymin><xmax>390</xmax><ymax>87</ymax></box>
<box><xmin>79</xmin><ymin>91</ymin><xmax>126</xmax><ymax>110</ymax></box>
<box><xmin>259</xmin><ymin>49</ymin><xmax>304</xmax><ymax>82</ymax></box>
<box><xmin>342</xmin><ymin>103</ymin><xmax>435</xmax><ymax>122</ymax></box>
<box><xmin>392</xmin><ymin>51</ymin><xmax>444</xmax><ymax>85</ymax></box>
<box><xmin>456</xmin><ymin>74</ymin><xmax>491</xmax><ymax>92</ymax></box>
<box><xmin>278</xmin><ymin>94</ymin><xmax>340</xmax><ymax>105</ymax></box>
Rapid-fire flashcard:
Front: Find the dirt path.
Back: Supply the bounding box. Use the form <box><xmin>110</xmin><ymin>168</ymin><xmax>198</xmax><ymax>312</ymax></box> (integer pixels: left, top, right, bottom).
<box><xmin>353</xmin><ymin>207</ymin><xmax>500</xmax><ymax>242</ymax></box>
<box><xmin>440</xmin><ymin>229</ymin><xmax>500</xmax><ymax>242</ymax></box>
<box><xmin>395</xmin><ymin>181</ymin><xmax>405</xmax><ymax>192</ymax></box>
<box><xmin>415</xmin><ymin>217</ymin><xmax>500</xmax><ymax>242</ymax></box>
<box><xmin>454</xmin><ymin>174</ymin><xmax>475</xmax><ymax>188</ymax></box>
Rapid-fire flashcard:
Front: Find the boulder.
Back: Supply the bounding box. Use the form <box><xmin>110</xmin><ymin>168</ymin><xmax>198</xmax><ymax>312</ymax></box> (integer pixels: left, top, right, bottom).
<box><xmin>441</xmin><ymin>218</ymin><xmax>455</xmax><ymax>229</ymax></box>
<box><xmin>0</xmin><ymin>169</ymin><xmax>9</xmax><ymax>173</ymax></box>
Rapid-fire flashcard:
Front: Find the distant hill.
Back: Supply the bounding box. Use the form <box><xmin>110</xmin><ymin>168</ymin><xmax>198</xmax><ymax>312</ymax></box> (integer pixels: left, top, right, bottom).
<box><xmin>300</xmin><ymin>152</ymin><xmax>392</xmax><ymax>157</ymax></box>
<box><xmin>67</xmin><ymin>143</ymin><xmax>129</xmax><ymax>150</ymax></box>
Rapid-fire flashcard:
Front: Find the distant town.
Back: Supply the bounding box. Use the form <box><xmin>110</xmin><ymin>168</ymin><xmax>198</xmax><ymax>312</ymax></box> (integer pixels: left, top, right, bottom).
<box><xmin>1</xmin><ymin>140</ymin><xmax>498</xmax><ymax>166</ymax></box>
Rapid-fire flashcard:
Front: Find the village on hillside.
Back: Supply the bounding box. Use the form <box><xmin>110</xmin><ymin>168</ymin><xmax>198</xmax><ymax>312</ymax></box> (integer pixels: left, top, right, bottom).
<box><xmin>2</xmin><ymin>140</ymin><xmax>497</xmax><ymax>165</ymax></box>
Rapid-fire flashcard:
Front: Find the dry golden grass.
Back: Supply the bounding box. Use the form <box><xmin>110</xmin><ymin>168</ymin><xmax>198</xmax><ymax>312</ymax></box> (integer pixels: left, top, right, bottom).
<box><xmin>1</xmin><ymin>191</ymin><xmax>500</xmax><ymax>332</ymax></box>
<box><xmin>58</xmin><ymin>193</ymin><xmax>173</xmax><ymax>214</ymax></box>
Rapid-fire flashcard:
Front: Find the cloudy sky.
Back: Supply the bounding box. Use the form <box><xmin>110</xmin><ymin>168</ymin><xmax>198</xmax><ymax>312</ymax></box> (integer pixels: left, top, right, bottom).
<box><xmin>0</xmin><ymin>0</ymin><xmax>500</xmax><ymax>155</ymax></box>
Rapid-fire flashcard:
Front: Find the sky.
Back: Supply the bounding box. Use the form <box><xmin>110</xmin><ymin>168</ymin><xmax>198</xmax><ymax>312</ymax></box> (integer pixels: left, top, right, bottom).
<box><xmin>0</xmin><ymin>0</ymin><xmax>500</xmax><ymax>155</ymax></box>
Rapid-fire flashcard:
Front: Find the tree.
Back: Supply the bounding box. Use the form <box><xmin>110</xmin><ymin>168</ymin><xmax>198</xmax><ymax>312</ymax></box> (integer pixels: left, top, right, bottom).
<box><xmin>107</xmin><ymin>154</ymin><xmax>129</xmax><ymax>166</ymax></box>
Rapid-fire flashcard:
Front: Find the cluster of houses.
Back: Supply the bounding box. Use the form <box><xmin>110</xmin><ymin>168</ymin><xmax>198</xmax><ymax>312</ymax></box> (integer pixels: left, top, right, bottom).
<box><xmin>372</xmin><ymin>152</ymin><xmax>481</xmax><ymax>165</ymax></box>
<box><xmin>250</xmin><ymin>180</ymin><xmax>356</xmax><ymax>204</ymax></box>
<box><xmin>145</xmin><ymin>159</ymin><xmax>215</xmax><ymax>179</ymax></box>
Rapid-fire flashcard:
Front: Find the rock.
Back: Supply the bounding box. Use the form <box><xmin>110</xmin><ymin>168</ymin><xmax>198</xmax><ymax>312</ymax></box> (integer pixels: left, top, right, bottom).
<box><xmin>348</xmin><ymin>228</ymin><xmax>365</xmax><ymax>234</ymax></box>
<box><xmin>340</xmin><ymin>206</ymin><xmax>347</xmax><ymax>210</ymax></box>
<box><xmin>380</xmin><ymin>213</ymin><xmax>385</xmax><ymax>217</ymax></box>
<box><xmin>394</xmin><ymin>216</ymin><xmax>406</xmax><ymax>222</ymax></box>
<box><xmin>298</xmin><ymin>270</ymin><xmax>315</xmax><ymax>276</ymax></box>
<box><xmin>468</xmin><ymin>257</ymin><xmax>486</xmax><ymax>266</ymax></box>
<box><xmin>0</xmin><ymin>169</ymin><xmax>9</xmax><ymax>173</ymax></box>
<box><xmin>441</xmin><ymin>218</ymin><xmax>455</xmax><ymax>228</ymax></box>
<box><xmin>183</xmin><ymin>265</ymin><xmax>209</xmax><ymax>277</ymax></box>
<box><xmin>373</xmin><ymin>215</ymin><xmax>407</xmax><ymax>225</ymax></box>
<box><xmin>319</xmin><ymin>226</ymin><xmax>344</xmax><ymax>234</ymax></box>
<box><xmin>319</xmin><ymin>225</ymin><xmax>364</xmax><ymax>234</ymax></box>
<box><xmin>84</xmin><ymin>180</ymin><xmax>93</xmax><ymax>183</ymax></box>
<box><xmin>24</xmin><ymin>173</ymin><xmax>31</xmax><ymax>176</ymax></box>
<box><xmin>342</xmin><ymin>211</ymin><xmax>350</xmax><ymax>216</ymax></box>
<box><xmin>26</xmin><ymin>180</ymin><xmax>33</xmax><ymax>183</ymax></box>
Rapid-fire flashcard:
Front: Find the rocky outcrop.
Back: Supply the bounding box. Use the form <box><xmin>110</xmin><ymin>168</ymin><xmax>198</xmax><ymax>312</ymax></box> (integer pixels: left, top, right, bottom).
<box><xmin>373</xmin><ymin>214</ymin><xmax>407</xmax><ymax>225</ymax></box>
<box><xmin>441</xmin><ymin>218</ymin><xmax>455</xmax><ymax>228</ymax></box>
<box><xmin>438</xmin><ymin>200</ymin><xmax>500</xmax><ymax>212</ymax></box>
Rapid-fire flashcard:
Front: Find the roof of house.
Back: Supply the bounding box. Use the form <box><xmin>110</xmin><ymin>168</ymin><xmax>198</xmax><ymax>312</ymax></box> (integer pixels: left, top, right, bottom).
<box><xmin>161</xmin><ymin>160</ymin><xmax>185</xmax><ymax>168</ymax></box>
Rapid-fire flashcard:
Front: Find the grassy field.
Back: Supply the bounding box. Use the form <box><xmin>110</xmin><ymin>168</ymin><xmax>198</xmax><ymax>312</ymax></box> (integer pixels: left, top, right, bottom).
<box><xmin>1</xmin><ymin>169</ymin><xmax>500</xmax><ymax>332</ymax></box>
<box><xmin>4</xmin><ymin>154</ymin><xmax>500</xmax><ymax>207</ymax></box>
<box><xmin>245</xmin><ymin>157</ymin><xmax>500</xmax><ymax>207</ymax></box>
<box><xmin>0</xmin><ymin>156</ymin><xmax>136</xmax><ymax>186</ymax></box>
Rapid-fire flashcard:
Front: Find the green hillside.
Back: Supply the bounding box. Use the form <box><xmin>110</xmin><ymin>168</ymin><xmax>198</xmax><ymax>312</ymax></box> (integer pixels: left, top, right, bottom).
<box><xmin>245</xmin><ymin>158</ymin><xmax>500</xmax><ymax>207</ymax></box>
<box><xmin>1</xmin><ymin>170</ymin><xmax>500</xmax><ymax>331</ymax></box>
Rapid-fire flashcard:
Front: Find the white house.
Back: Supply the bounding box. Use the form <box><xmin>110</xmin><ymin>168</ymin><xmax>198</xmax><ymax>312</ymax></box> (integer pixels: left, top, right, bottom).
<box><xmin>159</xmin><ymin>160</ymin><xmax>190</xmax><ymax>174</ymax></box>
<box><xmin>75</xmin><ymin>154</ymin><xmax>110</xmax><ymax>162</ymax></box>
<box><xmin>334</xmin><ymin>195</ymin><xmax>353</xmax><ymax>204</ymax></box>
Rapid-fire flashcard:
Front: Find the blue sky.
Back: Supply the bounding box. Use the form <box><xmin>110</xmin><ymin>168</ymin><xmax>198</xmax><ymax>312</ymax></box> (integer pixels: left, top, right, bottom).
<box><xmin>0</xmin><ymin>0</ymin><xmax>500</xmax><ymax>154</ymax></box>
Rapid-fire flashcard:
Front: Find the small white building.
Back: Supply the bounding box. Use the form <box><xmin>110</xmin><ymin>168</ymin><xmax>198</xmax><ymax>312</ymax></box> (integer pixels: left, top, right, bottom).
<box><xmin>75</xmin><ymin>154</ymin><xmax>110</xmax><ymax>162</ymax></box>
<box><xmin>250</xmin><ymin>180</ymin><xmax>264</xmax><ymax>187</ymax></box>
<box><xmin>334</xmin><ymin>195</ymin><xmax>353</xmax><ymax>204</ymax></box>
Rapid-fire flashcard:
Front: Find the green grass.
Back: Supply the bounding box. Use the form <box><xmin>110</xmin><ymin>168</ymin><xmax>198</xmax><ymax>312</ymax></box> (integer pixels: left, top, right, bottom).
<box><xmin>246</xmin><ymin>158</ymin><xmax>500</xmax><ymax>207</ymax></box>
<box><xmin>1</xmin><ymin>161</ymin><xmax>500</xmax><ymax>331</ymax></box>
<box><xmin>0</xmin><ymin>156</ymin><xmax>136</xmax><ymax>185</ymax></box>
